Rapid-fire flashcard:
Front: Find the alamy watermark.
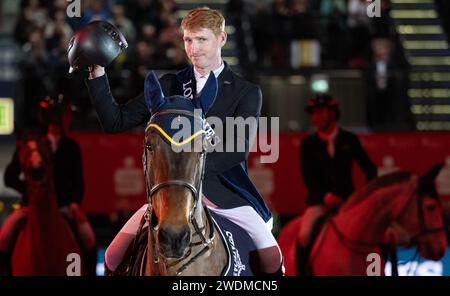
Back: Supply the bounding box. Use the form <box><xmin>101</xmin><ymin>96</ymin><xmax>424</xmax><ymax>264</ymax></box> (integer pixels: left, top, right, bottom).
<box><xmin>66</xmin><ymin>253</ymin><xmax>81</xmax><ymax>276</ymax></box>
<box><xmin>366</xmin><ymin>252</ymin><xmax>382</xmax><ymax>276</ymax></box>
<box><xmin>366</xmin><ymin>0</ymin><xmax>381</xmax><ymax>18</ymax></box>
<box><xmin>162</xmin><ymin>109</ymin><xmax>279</xmax><ymax>163</ymax></box>
<box><xmin>66</xmin><ymin>0</ymin><xmax>81</xmax><ymax>18</ymax></box>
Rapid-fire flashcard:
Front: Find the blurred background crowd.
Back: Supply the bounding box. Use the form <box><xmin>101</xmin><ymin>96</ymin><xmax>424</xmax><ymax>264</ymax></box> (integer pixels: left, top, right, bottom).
<box><xmin>1</xmin><ymin>0</ymin><xmax>448</xmax><ymax>132</ymax></box>
<box><xmin>1</xmin><ymin>0</ymin><xmax>450</xmax><ymax>275</ymax></box>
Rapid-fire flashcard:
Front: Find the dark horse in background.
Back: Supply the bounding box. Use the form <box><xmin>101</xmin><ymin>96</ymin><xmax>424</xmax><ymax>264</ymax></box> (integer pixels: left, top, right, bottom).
<box><xmin>278</xmin><ymin>164</ymin><xmax>447</xmax><ymax>275</ymax></box>
<box><xmin>111</xmin><ymin>71</ymin><xmax>257</xmax><ymax>275</ymax></box>
<box><xmin>0</xmin><ymin>134</ymin><xmax>81</xmax><ymax>275</ymax></box>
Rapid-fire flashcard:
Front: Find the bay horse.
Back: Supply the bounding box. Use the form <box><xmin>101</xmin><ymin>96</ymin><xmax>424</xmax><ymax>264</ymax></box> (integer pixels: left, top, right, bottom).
<box><xmin>7</xmin><ymin>134</ymin><xmax>81</xmax><ymax>275</ymax></box>
<box><xmin>113</xmin><ymin>71</ymin><xmax>243</xmax><ymax>276</ymax></box>
<box><xmin>278</xmin><ymin>165</ymin><xmax>447</xmax><ymax>275</ymax></box>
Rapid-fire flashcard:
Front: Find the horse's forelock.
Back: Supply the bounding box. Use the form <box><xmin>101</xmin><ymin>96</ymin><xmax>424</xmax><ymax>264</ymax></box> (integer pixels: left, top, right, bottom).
<box><xmin>147</xmin><ymin>96</ymin><xmax>205</xmax><ymax>147</ymax></box>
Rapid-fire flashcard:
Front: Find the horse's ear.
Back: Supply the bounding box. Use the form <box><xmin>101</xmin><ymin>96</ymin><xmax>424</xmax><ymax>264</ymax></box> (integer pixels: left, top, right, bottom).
<box><xmin>193</xmin><ymin>72</ymin><xmax>217</xmax><ymax>115</ymax></box>
<box><xmin>144</xmin><ymin>71</ymin><xmax>165</xmax><ymax>112</ymax></box>
<box><xmin>418</xmin><ymin>163</ymin><xmax>444</xmax><ymax>197</ymax></box>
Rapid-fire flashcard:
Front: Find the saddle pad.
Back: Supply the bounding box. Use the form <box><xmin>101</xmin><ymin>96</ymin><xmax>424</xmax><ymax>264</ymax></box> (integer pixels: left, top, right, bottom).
<box><xmin>209</xmin><ymin>211</ymin><xmax>256</xmax><ymax>276</ymax></box>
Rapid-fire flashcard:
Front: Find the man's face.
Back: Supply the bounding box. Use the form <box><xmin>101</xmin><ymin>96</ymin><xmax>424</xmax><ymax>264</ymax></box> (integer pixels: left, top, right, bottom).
<box><xmin>310</xmin><ymin>107</ymin><xmax>336</xmax><ymax>131</ymax></box>
<box><xmin>183</xmin><ymin>28</ymin><xmax>226</xmax><ymax>70</ymax></box>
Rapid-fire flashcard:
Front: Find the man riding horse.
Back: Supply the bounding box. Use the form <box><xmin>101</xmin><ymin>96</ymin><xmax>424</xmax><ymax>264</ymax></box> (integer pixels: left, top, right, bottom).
<box><xmin>1</xmin><ymin>97</ymin><xmax>97</xmax><ymax>275</ymax></box>
<box><xmin>0</xmin><ymin>133</ymin><xmax>83</xmax><ymax>275</ymax></box>
<box><xmin>298</xmin><ymin>94</ymin><xmax>377</xmax><ymax>254</ymax></box>
<box><xmin>71</xmin><ymin>8</ymin><xmax>283</xmax><ymax>275</ymax></box>
<box><xmin>278</xmin><ymin>164</ymin><xmax>447</xmax><ymax>275</ymax></box>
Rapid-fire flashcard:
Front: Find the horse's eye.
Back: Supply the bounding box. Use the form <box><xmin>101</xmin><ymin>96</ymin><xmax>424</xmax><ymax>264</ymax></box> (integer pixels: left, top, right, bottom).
<box><xmin>145</xmin><ymin>144</ymin><xmax>154</xmax><ymax>152</ymax></box>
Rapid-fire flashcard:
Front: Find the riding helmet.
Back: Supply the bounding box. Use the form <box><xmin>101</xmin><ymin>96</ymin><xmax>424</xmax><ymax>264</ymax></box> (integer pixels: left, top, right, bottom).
<box><xmin>305</xmin><ymin>93</ymin><xmax>341</xmax><ymax>120</ymax></box>
<box><xmin>67</xmin><ymin>20</ymin><xmax>128</xmax><ymax>73</ymax></box>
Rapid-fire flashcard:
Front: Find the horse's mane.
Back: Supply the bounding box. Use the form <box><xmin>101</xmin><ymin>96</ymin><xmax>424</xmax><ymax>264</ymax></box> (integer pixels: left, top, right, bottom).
<box><xmin>340</xmin><ymin>171</ymin><xmax>413</xmax><ymax>212</ymax></box>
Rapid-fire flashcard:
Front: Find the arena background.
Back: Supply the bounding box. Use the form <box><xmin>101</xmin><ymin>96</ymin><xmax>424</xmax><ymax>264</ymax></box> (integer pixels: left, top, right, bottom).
<box><xmin>0</xmin><ymin>0</ymin><xmax>449</xmax><ymax>276</ymax></box>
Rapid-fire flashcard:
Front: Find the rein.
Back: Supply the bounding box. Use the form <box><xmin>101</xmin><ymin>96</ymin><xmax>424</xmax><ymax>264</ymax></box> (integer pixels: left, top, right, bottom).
<box><xmin>317</xmin><ymin>185</ymin><xmax>445</xmax><ymax>275</ymax></box>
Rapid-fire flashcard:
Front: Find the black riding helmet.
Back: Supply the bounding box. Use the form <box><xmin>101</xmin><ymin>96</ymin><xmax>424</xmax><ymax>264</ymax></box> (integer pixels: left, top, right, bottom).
<box><xmin>37</xmin><ymin>93</ymin><xmax>73</xmax><ymax>133</ymax></box>
<box><xmin>305</xmin><ymin>93</ymin><xmax>341</xmax><ymax>120</ymax></box>
<box><xmin>67</xmin><ymin>20</ymin><xmax>128</xmax><ymax>73</ymax></box>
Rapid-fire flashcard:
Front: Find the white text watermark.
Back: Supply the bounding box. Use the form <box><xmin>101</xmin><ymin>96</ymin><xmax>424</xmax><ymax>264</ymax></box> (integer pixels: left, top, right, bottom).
<box><xmin>66</xmin><ymin>0</ymin><xmax>81</xmax><ymax>18</ymax></box>
<box><xmin>366</xmin><ymin>0</ymin><xmax>381</xmax><ymax>18</ymax></box>
<box><xmin>156</xmin><ymin>109</ymin><xmax>279</xmax><ymax>163</ymax></box>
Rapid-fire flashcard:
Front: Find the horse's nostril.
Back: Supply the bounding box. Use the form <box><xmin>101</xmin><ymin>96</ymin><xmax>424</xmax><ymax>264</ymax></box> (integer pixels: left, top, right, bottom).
<box><xmin>158</xmin><ymin>227</ymin><xmax>191</xmax><ymax>250</ymax></box>
<box><xmin>180</xmin><ymin>229</ymin><xmax>191</xmax><ymax>245</ymax></box>
<box><xmin>158</xmin><ymin>227</ymin><xmax>172</xmax><ymax>246</ymax></box>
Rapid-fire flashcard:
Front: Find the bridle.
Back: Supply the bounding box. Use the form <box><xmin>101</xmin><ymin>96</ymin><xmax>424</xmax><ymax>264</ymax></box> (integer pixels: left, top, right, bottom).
<box><xmin>385</xmin><ymin>186</ymin><xmax>446</xmax><ymax>244</ymax></box>
<box><xmin>313</xmin><ymin>184</ymin><xmax>446</xmax><ymax>262</ymax></box>
<box><xmin>22</xmin><ymin>140</ymin><xmax>52</xmax><ymax>185</ymax></box>
<box><xmin>410</xmin><ymin>192</ymin><xmax>446</xmax><ymax>242</ymax></box>
<box><xmin>141</xmin><ymin>108</ymin><xmax>217</xmax><ymax>275</ymax></box>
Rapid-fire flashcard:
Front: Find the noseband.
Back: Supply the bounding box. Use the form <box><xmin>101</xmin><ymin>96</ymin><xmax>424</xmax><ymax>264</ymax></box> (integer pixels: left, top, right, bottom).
<box><xmin>410</xmin><ymin>193</ymin><xmax>446</xmax><ymax>242</ymax></box>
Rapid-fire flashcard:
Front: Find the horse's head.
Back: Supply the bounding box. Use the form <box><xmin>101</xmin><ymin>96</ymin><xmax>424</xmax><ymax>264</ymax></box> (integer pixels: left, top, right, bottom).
<box><xmin>143</xmin><ymin>71</ymin><xmax>217</xmax><ymax>259</ymax></box>
<box><xmin>393</xmin><ymin>164</ymin><xmax>447</xmax><ymax>261</ymax></box>
<box><xmin>17</xmin><ymin>132</ymin><xmax>53</xmax><ymax>185</ymax></box>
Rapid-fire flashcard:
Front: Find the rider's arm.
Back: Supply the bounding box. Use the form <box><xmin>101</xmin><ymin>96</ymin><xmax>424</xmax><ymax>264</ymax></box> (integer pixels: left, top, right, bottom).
<box><xmin>352</xmin><ymin>134</ymin><xmax>377</xmax><ymax>182</ymax></box>
<box><xmin>300</xmin><ymin>140</ymin><xmax>326</xmax><ymax>205</ymax></box>
<box><xmin>204</xmin><ymin>85</ymin><xmax>262</xmax><ymax>176</ymax></box>
<box><xmin>4</xmin><ymin>149</ymin><xmax>26</xmax><ymax>195</ymax></box>
<box><xmin>85</xmin><ymin>66</ymin><xmax>149</xmax><ymax>133</ymax></box>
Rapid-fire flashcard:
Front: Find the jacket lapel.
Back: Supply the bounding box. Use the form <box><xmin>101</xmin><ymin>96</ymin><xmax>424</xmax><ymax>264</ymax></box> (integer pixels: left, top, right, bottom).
<box><xmin>173</xmin><ymin>62</ymin><xmax>234</xmax><ymax>116</ymax></box>
<box><xmin>207</xmin><ymin>62</ymin><xmax>234</xmax><ymax>116</ymax></box>
<box><xmin>175</xmin><ymin>66</ymin><xmax>196</xmax><ymax>99</ymax></box>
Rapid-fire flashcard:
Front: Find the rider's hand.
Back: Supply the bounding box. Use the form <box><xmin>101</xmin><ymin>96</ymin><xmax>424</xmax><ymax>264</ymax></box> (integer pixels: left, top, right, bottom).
<box><xmin>68</xmin><ymin>202</ymin><xmax>79</xmax><ymax>220</ymax></box>
<box><xmin>324</xmin><ymin>193</ymin><xmax>343</xmax><ymax>209</ymax></box>
<box><xmin>88</xmin><ymin>65</ymin><xmax>105</xmax><ymax>80</ymax></box>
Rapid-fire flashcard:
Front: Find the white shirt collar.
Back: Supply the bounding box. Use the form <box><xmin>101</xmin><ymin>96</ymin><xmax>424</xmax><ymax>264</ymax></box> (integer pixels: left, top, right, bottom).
<box><xmin>194</xmin><ymin>61</ymin><xmax>224</xmax><ymax>80</ymax></box>
<box><xmin>194</xmin><ymin>61</ymin><xmax>224</xmax><ymax>94</ymax></box>
<box><xmin>318</xmin><ymin>126</ymin><xmax>339</xmax><ymax>142</ymax></box>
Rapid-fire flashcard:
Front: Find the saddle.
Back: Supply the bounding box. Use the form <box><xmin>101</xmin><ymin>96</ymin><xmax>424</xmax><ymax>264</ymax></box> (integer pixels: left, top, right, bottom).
<box><xmin>107</xmin><ymin>224</ymin><xmax>149</xmax><ymax>276</ymax></box>
<box><xmin>209</xmin><ymin>210</ymin><xmax>256</xmax><ymax>276</ymax></box>
<box><xmin>107</xmin><ymin>207</ymin><xmax>257</xmax><ymax>276</ymax></box>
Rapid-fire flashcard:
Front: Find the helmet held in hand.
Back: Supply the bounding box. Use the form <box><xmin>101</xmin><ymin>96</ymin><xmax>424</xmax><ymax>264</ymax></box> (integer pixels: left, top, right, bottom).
<box><xmin>67</xmin><ymin>20</ymin><xmax>128</xmax><ymax>73</ymax></box>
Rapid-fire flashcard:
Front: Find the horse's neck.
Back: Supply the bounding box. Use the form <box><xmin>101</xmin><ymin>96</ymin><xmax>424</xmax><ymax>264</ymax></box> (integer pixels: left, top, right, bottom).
<box><xmin>334</xmin><ymin>185</ymin><xmax>411</xmax><ymax>243</ymax></box>
<box><xmin>26</xmin><ymin>181</ymin><xmax>57</xmax><ymax>208</ymax></box>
